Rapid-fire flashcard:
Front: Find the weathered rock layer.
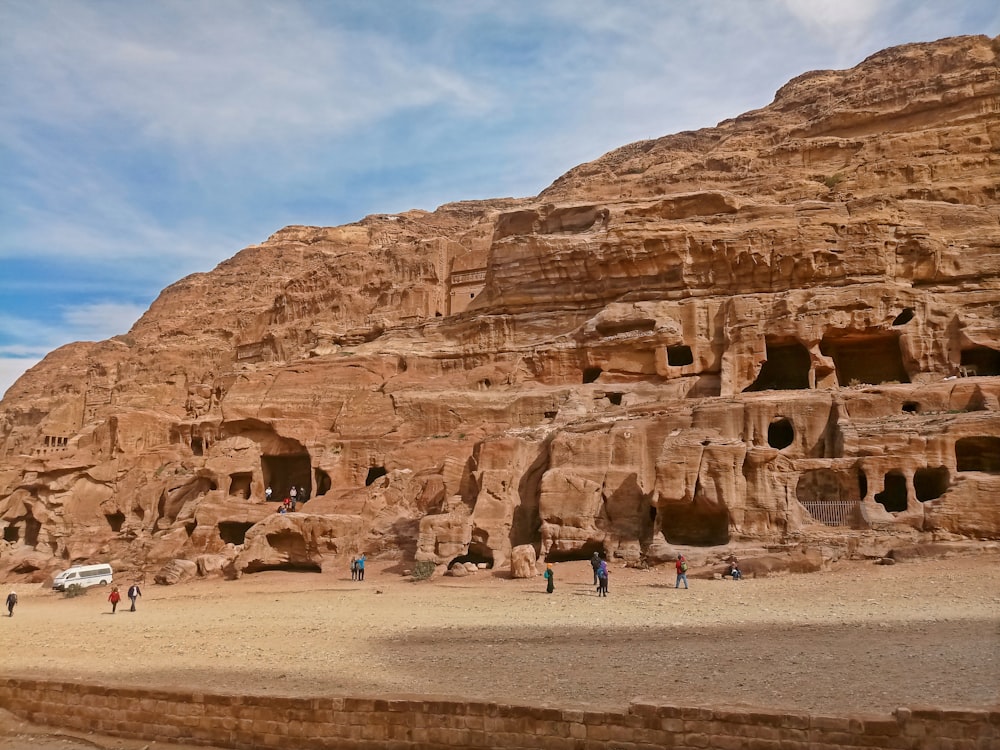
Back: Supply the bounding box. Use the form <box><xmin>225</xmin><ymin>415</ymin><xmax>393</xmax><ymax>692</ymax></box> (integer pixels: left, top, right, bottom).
<box><xmin>2</xmin><ymin>35</ymin><xmax>999</xmax><ymax>582</ymax></box>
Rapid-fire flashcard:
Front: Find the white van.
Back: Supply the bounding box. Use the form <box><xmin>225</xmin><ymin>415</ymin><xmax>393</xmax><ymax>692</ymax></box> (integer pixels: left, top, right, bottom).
<box><xmin>51</xmin><ymin>564</ymin><xmax>114</xmax><ymax>591</ymax></box>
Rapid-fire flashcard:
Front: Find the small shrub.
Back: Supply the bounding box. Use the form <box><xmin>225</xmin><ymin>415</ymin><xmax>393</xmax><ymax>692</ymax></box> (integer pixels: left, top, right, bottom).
<box><xmin>63</xmin><ymin>584</ymin><xmax>86</xmax><ymax>598</ymax></box>
<box><xmin>411</xmin><ymin>561</ymin><xmax>437</xmax><ymax>581</ymax></box>
<box><xmin>823</xmin><ymin>173</ymin><xmax>845</xmax><ymax>190</ymax></box>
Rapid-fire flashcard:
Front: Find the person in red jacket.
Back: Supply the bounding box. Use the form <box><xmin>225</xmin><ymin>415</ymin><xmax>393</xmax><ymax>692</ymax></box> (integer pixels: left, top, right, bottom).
<box><xmin>675</xmin><ymin>555</ymin><xmax>689</xmax><ymax>589</ymax></box>
<box><xmin>108</xmin><ymin>586</ymin><xmax>121</xmax><ymax>613</ymax></box>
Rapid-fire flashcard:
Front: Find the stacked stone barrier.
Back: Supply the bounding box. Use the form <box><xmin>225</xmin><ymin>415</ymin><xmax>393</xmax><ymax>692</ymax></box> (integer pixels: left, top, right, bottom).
<box><xmin>1</xmin><ymin>678</ymin><xmax>996</xmax><ymax>749</ymax></box>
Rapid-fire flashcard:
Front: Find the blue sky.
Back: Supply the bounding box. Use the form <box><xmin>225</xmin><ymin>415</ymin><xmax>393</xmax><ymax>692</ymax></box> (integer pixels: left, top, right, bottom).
<box><xmin>1</xmin><ymin>0</ymin><xmax>998</xmax><ymax>397</ymax></box>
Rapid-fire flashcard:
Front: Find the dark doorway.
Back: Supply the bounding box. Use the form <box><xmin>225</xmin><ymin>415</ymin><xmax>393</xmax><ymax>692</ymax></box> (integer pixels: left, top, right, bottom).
<box><xmin>914</xmin><ymin>467</ymin><xmax>949</xmax><ymax>502</ymax></box>
<box><xmin>24</xmin><ymin>516</ymin><xmax>40</xmax><ymax>547</ymax></box>
<box><xmin>961</xmin><ymin>346</ymin><xmax>1000</xmax><ymax>376</ymax></box>
<box><xmin>583</xmin><ymin>367</ymin><xmax>602</xmax><ymax>384</ymax></box>
<box><xmin>607</xmin><ymin>392</ymin><xmax>623</xmax><ymax>406</ymax></box>
<box><xmin>820</xmin><ymin>333</ymin><xmax>910</xmax><ymax>385</ymax></box>
<box><xmin>902</xmin><ymin>401</ymin><xmax>919</xmax><ymax>414</ymax></box>
<box><xmin>545</xmin><ymin>539</ymin><xmax>604</xmax><ymax>563</ymax></box>
<box><xmin>767</xmin><ymin>418</ymin><xmax>794</xmax><ymax>450</ymax></box>
<box><xmin>105</xmin><ymin>512</ymin><xmax>125</xmax><ymax>533</ymax></box>
<box><xmin>874</xmin><ymin>471</ymin><xmax>908</xmax><ymax>513</ymax></box>
<box><xmin>3</xmin><ymin>525</ymin><xmax>17</xmax><ymax>543</ymax></box>
<box><xmin>892</xmin><ymin>308</ymin><xmax>915</xmax><ymax>326</ymax></box>
<box><xmin>744</xmin><ymin>340</ymin><xmax>811</xmax><ymax>392</ymax></box>
<box><xmin>261</xmin><ymin>453</ymin><xmax>312</xmax><ymax>500</ymax></box>
<box><xmin>191</xmin><ymin>437</ymin><xmax>204</xmax><ymax>456</ymax></box>
<box><xmin>218</xmin><ymin>521</ymin><xmax>255</xmax><ymax>546</ymax></box>
<box><xmin>667</xmin><ymin>345</ymin><xmax>694</xmax><ymax>367</ymax></box>
<box><xmin>365</xmin><ymin>466</ymin><xmax>388</xmax><ymax>486</ymax></box>
<box><xmin>229</xmin><ymin>472</ymin><xmax>252</xmax><ymax>500</ymax></box>
<box><xmin>314</xmin><ymin>469</ymin><xmax>332</xmax><ymax>497</ymax></box>
<box><xmin>955</xmin><ymin>436</ymin><xmax>1000</xmax><ymax>473</ymax></box>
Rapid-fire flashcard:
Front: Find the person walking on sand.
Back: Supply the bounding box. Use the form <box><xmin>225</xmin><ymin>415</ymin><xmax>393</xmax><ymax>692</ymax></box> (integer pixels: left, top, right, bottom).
<box><xmin>357</xmin><ymin>554</ymin><xmax>366</xmax><ymax>581</ymax></box>
<box><xmin>543</xmin><ymin>563</ymin><xmax>554</xmax><ymax>594</ymax></box>
<box><xmin>108</xmin><ymin>586</ymin><xmax>121</xmax><ymax>613</ymax></box>
<box><xmin>5</xmin><ymin>591</ymin><xmax>16</xmax><ymax>617</ymax></box>
<box><xmin>590</xmin><ymin>551</ymin><xmax>601</xmax><ymax>586</ymax></box>
<box><xmin>597</xmin><ymin>556</ymin><xmax>609</xmax><ymax>597</ymax></box>
<box><xmin>127</xmin><ymin>583</ymin><xmax>142</xmax><ymax>611</ymax></box>
<box><xmin>675</xmin><ymin>555</ymin><xmax>689</xmax><ymax>589</ymax></box>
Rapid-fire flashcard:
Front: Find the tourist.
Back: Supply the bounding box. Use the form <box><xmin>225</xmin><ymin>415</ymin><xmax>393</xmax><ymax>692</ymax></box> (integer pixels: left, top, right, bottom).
<box><xmin>357</xmin><ymin>553</ymin><xmax>366</xmax><ymax>581</ymax></box>
<box><xmin>544</xmin><ymin>563</ymin><xmax>554</xmax><ymax>594</ymax></box>
<box><xmin>597</xmin><ymin>555</ymin><xmax>609</xmax><ymax>597</ymax></box>
<box><xmin>5</xmin><ymin>590</ymin><xmax>16</xmax><ymax>617</ymax></box>
<box><xmin>675</xmin><ymin>555</ymin><xmax>689</xmax><ymax>589</ymax></box>
<box><xmin>277</xmin><ymin>505</ymin><xmax>287</xmax><ymax>514</ymax></box>
<box><xmin>725</xmin><ymin>556</ymin><xmax>742</xmax><ymax>580</ymax></box>
<box><xmin>127</xmin><ymin>582</ymin><xmax>142</xmax><ymax>611</ymax></box>
<box><xmin>108</xmin><ymin>586</ymin><xmax>121</xmax><ymax>613</ymax></box>
<box><xmin>289</xmin><ymin>486</ymin><xmax>298</xmax><ymax>503</ymax></box>
<box><xmin>265</xmin><ymin>485</ymin><xmax>273</xmax><ymax>502</ymax></box>
<box><xmin>298</xmin><ymin>486</ymin><xmax>308</xmax><ymax>503</ymax></box>
<box><xmin>590</xmin><ymin>551</ymin><xmax>601</xmax><ymax>586</ymax></box>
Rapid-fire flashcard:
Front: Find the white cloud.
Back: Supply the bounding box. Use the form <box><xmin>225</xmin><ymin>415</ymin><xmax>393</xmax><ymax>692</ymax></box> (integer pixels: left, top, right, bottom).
<box><xmin>0</xmin><ymin>357</ymin><xmax>39</xmax><ymax>400</ymax></box>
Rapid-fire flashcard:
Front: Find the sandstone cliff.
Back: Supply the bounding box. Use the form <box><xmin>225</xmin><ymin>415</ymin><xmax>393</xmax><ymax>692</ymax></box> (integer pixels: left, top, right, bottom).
<box><xmin>2</xmin><ymin>35</ymin><xmax>999</xmax><ymax>582</ymax></box>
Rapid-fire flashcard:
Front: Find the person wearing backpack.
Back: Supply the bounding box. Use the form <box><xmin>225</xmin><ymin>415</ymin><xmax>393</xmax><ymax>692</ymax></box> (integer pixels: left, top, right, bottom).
<box><xmin>5</xmin><ymin>591</ymin><xmax>16</xmax><ymax>617</ymax></box>
<box><xmin>675</xmin><ymin>555</ymin><xmax>689</xmax><ymax>589</ymax></box>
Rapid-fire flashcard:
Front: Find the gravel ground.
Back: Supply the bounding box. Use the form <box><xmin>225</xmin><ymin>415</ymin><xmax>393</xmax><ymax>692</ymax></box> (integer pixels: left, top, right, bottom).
<box><xmin>2</xmin><ymin>553</ymin><xmax>998</xmax><ymax>749</ymax></box>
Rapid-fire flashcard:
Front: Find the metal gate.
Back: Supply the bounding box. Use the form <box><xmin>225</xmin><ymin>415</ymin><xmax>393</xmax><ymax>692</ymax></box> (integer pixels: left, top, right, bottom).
<box><xmin>801</xmin><ymin>499</ymin><xmax>860</xmax><ymax>527</ymax></box>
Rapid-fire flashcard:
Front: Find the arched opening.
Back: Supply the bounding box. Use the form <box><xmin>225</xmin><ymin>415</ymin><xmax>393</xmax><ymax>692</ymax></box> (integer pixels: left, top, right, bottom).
<box><xmin>914</xmin><ymin>467</ymin><xmax>949</xmax><ymax>502</ymax></box>
<box><xmin>902</xmin><ymin>401</ymin><xmax>919</xmax><ymax>414</ymax></box>
<box><xmin>544</xmin><ymin>540</ymin><xmax>604</xmax><ymax>563</ymax></box>
<box><xmin>607</xmin><ymin>392</ymin><xmax>623</xmax><ymax>406</ymax></box>
<box><xmin>582</xmin><ymin>367</ymin><xmax>602</xmax><ymax>384</ymax></box>
<box><xmin>874</xmin><ymin>471</ymin><xmax>908</xmax><ymax>513</ymax></box>
<box><xmin>191</xmin><ymin>437</ymin><xmax>204</xmax><ymax>456</ymax></box>
<box><xmin>261</xmin><ymin>453</ymin><xmax>312</xmax><ymax>501</ymax></box>
<box><xmin>105</xmin><ymin>512</ymin><xmax>125</xmax><ymax>533</ymax></box>
<box><xmin>796</xmin><ymin>468</ymin><xmax>863</xmax><ymax>526</ymax></box>
<box><xmin>743</xmin><ymin>340</ymin><xmax>811</xmax><ymax>392</ymax></box>
<box><xmin>767</xmin><ymin>418</ymin><xmax>794</xmax><ymax>450</ymax></box>
<box><xmin>218</xmin><ymin>521</ymin><xmax>255</xmax><ymax>546</ymax></box>
<box><xmin>660</xmin><ymin>479</ymin><xmax>730</xmax><ymax>545</ymax></box>
<box><xmin>314</xmin><ymin>469</ymin><xmax>332</xmax><ymax>496</ymax></box>
<box><xmin>892</xmin><ymin>308</ymin><xmax>915</xmax><ymax>326</ymax></box>
<box><xmin>960</xmin><ymin>346</ymin><xmax>1000</xmax><ymax>376</ymax></box>
<box><xmin>365</xmin><ymin>466</ymin><xmax>388</xmax><ymax>486</ymax></box>
<box><xmin>24</xmin><ymin>516</ymin><xmax>40</xmax><ymax>547</ymax></box>
<box><xmin>667</xmin><ymin>345</ymin><xmax>694</xmax><ymax>367</ymax></box>
<box><xmin>3</xmin><ymin>525</ymin><xmax>18</xmax><ymax>543</ymax></box>
<box><xmin>448</xmin><ymin>543</ymin><xmax>494</xmax><ymax>569</ymax></box>
<box><xmin>820</xmin><ymin>332</ymin><xmax>910</xmax><ymax>385</ymax></box>
<box><xmin>228</xmin><ymin>472</ymin><xmax>252</xmax><ymax>499</ymax></box>
<box><xmin>955</xmin><ymin>436</ymin><xmax>1000</xmax><ymax>473</ymax></box>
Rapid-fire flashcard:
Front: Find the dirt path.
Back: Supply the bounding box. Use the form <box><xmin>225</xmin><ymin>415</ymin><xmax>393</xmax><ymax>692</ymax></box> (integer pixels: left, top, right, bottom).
<box><xmin>2</xmin><ymin>553</ymin><xmax>998</xmax><ymax>749</ymax></box>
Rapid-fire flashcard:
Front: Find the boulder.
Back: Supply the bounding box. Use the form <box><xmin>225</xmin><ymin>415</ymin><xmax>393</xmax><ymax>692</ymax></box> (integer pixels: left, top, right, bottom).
<box><xmin>154</xmin><ymin>559</ymin><xmax>198</xmax><ymax>585</ymax></box>
<box><xmin>510</xmin><ymin>544</ymin><xmax>537</xmax><ymax>579</ymax></box>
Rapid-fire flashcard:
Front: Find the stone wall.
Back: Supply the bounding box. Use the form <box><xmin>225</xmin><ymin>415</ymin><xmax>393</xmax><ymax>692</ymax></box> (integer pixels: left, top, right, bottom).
<box><xmin>1</xmin><ymin>678</ymin><xmax>996</xmax><ymax>749</ymax></box>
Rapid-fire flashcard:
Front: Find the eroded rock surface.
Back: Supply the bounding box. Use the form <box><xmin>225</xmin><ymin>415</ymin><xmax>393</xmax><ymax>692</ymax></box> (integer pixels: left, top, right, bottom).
<box><xmin>2</xmin><ymin>36</ymin><xmax>999</xmax><ymax>583</ymax></box>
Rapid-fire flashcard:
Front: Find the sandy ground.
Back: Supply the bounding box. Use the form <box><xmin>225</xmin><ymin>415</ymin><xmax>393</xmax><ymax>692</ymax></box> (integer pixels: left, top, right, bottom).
<box><xmin>2</xmin><ymin>553</ymin><xmax>999</xmax><ymax>749</ymax></box>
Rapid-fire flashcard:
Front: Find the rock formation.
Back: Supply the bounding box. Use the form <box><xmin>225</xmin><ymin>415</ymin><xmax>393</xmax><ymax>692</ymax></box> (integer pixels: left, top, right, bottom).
<box><xmin>2</xmin><ymin>35</ymin><xmax>999</xmax><ymax>583</ymax></box>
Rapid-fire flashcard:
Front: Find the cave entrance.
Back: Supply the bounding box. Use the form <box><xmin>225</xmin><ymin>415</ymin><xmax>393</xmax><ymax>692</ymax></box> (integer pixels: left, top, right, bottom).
<box><xmin>191</xmin><ymin>437</ymin><xmax>204</xmax><ymax>456</ymax></box>
<box><xmin>955</xmin><ymin>437</ymin><xmax>1000</xmax><ymax>473</ymax></box>
<box><xmin>3</xmin><ymin>525</ymin><xmax>18</xmax><ymax>543</ymax></box>
<box><xmin>960</xmin><ymin>346</ymin><xmax>1000</xmax><ymax>377</ymax></box>
<box><xmin>767</xmin><ymin>418</ymin><xmax>794</xmax><ymax>450</ymax></box>
<box><xmin>583</xmin><ymin>367</ymin><xmax>603</xmax><ymax>384</ymax></box>
<box><xmin>796</xmin><ymin>468</ymin><xmax>862</xmax><ymax>527</ymax></box>
<box><xmin>914</xmin><ymin>467</ymin><xmax>949</xmax><ymax>502</ymax></box>
<box><xmin>229</xmin><ymin>472</ymin><xmax>252</xmax><ymax>500</ymax></box>
<box><xmin>24</xmin><ymin>516</ymin><xmax>40</xmax><ymax>547</ymax></box>
<box><xmin>218</xmin><ymin>521</ymin><xmax>255</xmax><ymax>546</ymax></box>
<box><xmin>667</xmin><ymin>345</ymin><xmax>694</xmax><ymax>367</ymax></box>
<box><xmin>314</xmin><ymin>469</ymin><xmax>331</xmax><ymax>497</ymax></box>
<box><xmin>874</xmin><ymin>471</ymin><xmax>908</xmax><ymax>513</ymax></box>
<box><xmin>820</xmin><ymin>332</ymin><xmax>910</xmax><ymax>386</ymax></box>
<box><xmin>105</xmin><ymin>512</ymin><xmax>125</xmax><ymax>533</ymax></box>
<box><xmin>261</xmin><ymin>453</ymin><xmax>312</xmax><ymax>501</ymax></box>
<box><xmin>892</xmin><ymin>308</ymin><xmax>915</xmax><ymax>326</ymax></box>
<box><xmin>743</xmin><ymin>340</ymin><xmax>811</xmax><ymax>392</ymax></box>
<box><xmin>448</xmin><ymin>542</ymin><xmax>494</xmax><ymax>569</ymax></box>
<box><xmin>660</xmin><ymin>489</ymin><xmax>730</xmax><ymax>545</ymax></box>
<box><xmin>545</xmin><ymin>540</ymin><xmax>604</xmax><ymax>563</ymax></box>
<box><xmin>365</xmin><ymin>466</ymin><xmax>387</xmax><ymax>486</ymax></box>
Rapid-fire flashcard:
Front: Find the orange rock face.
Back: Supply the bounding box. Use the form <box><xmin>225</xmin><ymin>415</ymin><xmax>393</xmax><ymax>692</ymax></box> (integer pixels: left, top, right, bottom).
<box><xmin>2</xmin><ymin>35</ymin><xmax>999</xmax><ymax>582</ymax></box>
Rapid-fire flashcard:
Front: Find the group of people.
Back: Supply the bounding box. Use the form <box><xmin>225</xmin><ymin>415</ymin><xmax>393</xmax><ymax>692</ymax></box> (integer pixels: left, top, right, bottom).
<box><xmin>265</xmin><ymin>485</ymin><xmax>309</xmax><ymax>512</ymax></box>
<box><xmin>551</xmin><ymin>551</ymin><xmax>736</xmax><ymax>595</ymax></box>
<box><xmin>107</xmin><ymin>583</ymin><xmax>142</xmax><ymax>613</ymax></box>
<box><xmin>350</xmin><ymin>554</ymin><xmax>366</xmax><ymax>581</ymax></box>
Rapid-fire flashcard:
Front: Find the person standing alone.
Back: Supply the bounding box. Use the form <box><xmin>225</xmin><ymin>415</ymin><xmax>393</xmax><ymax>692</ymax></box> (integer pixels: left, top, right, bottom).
<box><xmin>356</xmin><ymin>554</ymin><xmax>366</xmax><ymax>581</ymax></box>
<box><xmin>675</xmin><ymin>555</ymin><xmax>689</xmax><ymax>589</ymax></box>
<box><xmin>543</xmin><ymin>563</ymin><xmax>554</xmax><ymax>594</ymax></box>
<box><xmin>5</xmin><ymin>591</ymin><xmax>16</xmax><ymax>617</ymax></box>
<box><xmin>597</xmin><ymin>556</ymin><xmax>609</xmax><ymax>597</ymax></box>
<box><xmin>128</xmin><ymin>583</ymin><xmax>142</xmax><ymax>612</ymax></box>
